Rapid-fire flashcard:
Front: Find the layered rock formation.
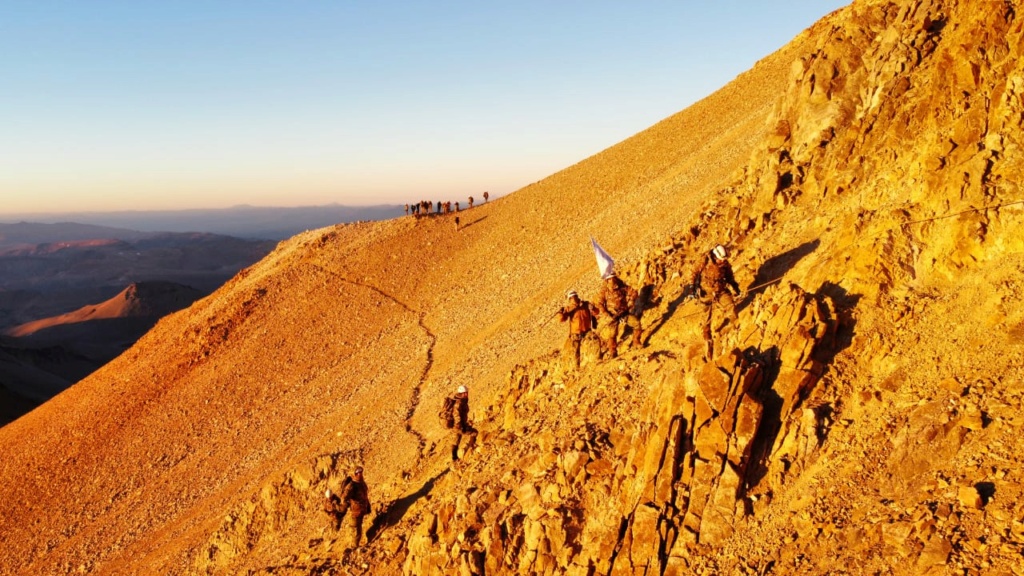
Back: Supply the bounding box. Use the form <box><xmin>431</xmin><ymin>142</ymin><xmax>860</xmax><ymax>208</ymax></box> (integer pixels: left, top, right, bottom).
<box><xmin>394</xmin><ymin>261</ymin><xmax>843</xmax><ymax>575</ymax></box>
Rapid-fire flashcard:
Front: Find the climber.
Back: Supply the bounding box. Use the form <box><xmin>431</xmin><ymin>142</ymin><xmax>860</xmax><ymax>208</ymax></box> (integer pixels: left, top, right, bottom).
<box><xmin>691</xmin><ymin>244</ymin><xmax>741</xmax><ymax>360</ymax></box>
<box><xmin>443</xmin><ymin>385</ymin><xmax>477</xmax><ymax>462</ymax></box>
<box><xmin>324</xmin><ymin>465</ymin><xmax>372</xmax><ymax>551</ymax></box>
<box><xmin>594</xmin><ymin>272</ymin><xmax>641</xmax><ymax>359</ymax></box>
<box><xmin>559</xmin><ymin>290</ymin><xmax>597</xmax><ymax>369</ymax></box>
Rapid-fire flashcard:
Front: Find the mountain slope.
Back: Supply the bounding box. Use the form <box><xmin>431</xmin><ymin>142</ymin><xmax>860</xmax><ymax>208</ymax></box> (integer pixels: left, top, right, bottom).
<box><xmin>3</xmin><ymin>1</ymin><xmax>1024</xmax><ymax>575</ymax></box>
<box><xmin>0</xmin><ymin>29</ymin><xmax>810</xmax><ymax>576</ymax></box>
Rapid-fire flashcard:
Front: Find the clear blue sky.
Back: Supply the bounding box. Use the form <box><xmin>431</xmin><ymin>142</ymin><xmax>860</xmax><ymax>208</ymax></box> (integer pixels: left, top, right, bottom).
<box><xmin>1</xmin><ymin>1</ymin><xmax>847</xmax><ymax>215</ymax></box>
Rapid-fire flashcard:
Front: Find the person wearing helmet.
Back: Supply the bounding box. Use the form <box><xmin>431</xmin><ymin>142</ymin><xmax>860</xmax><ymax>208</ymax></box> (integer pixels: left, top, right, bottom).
<box><xmin>593</xmin><ymin>272</ymin><xmax>641</xmax><ymax>359</ymax></box>
<box><xmin>690</xmin><ymin>244</ymin><xmax>741</xmax><ymax>359</ymax></box>
<box><xmin>446</xmin><ymin>385</ymin><xmax>477</xmax><ymax>462</ymax></box>
<box><xmin>559</xmin><ymin>290</ymin><xmax>597</xmax><ymax>369</ymax></box>
<box><xmin>324</xmin><ymin>465</ymin><xmax>371</xmax><ymax>551</ymax></box>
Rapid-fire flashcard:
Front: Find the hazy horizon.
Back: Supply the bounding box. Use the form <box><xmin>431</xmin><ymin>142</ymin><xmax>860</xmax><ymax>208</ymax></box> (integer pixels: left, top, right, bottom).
<box><xmin>0</xmin><ymin>203</ymin><xmax>407</xmax><ymax>240</ymax></box>
<box><xmin>0</xmin><ymin>201</ymin><xmax>402</xmax><ymax>220</ymax></box>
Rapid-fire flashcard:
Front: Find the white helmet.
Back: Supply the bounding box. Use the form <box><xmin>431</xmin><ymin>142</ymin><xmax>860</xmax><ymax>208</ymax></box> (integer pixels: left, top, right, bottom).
<box><xmin>456</xmin><ymin>385</ymin><xmax>468</xmax><ymax>394</ymax></box>
<box><xmin>566</xmin><ymin>290</ymin><xmax>578</xmax><ymax>300</ymax></box>
<box><xmin>712</xmin><ymin>245</ymin><xmax>728</xmax><ymax>261</ymax></box>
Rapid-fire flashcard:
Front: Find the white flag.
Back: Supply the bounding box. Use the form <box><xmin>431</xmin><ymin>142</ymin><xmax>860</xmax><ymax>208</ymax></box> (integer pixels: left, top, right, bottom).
<box><xmin>591</xmin><ymin>237</ymin><xmax>615</xmax><ymax>279</ymax></box>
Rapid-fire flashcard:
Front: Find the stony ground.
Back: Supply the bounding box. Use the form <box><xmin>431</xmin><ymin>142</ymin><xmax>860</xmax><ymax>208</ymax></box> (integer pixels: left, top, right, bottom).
<box><xmin>2</xmin><ymin>0</ymin><xmax>1023</xmax><ymax>575</ymax></box>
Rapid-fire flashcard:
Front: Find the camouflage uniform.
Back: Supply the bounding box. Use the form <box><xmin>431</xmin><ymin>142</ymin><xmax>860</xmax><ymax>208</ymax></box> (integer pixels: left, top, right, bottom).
<box><xmin>450</xmin><ymin>393</ymin><xmax>477</xmax><ymax>461</ymax></box>
<box><xmin>692</xmin><ymin>256</ymin><xmax>741</xmax><ymax>359</ymax></box>
<box><xmin>559</xmin><ymin>295</ymin><xmax>597</xmax><ymax>369</ymax></box>
<box><xmin>594</xmin><ymin>276</ymin><xmax>640</xmax><ymax>359</ymax></box>
<box><xmin>325</xmin><ymin>471</ymin><xmax>371</xmax><ymax>550</ymax></box>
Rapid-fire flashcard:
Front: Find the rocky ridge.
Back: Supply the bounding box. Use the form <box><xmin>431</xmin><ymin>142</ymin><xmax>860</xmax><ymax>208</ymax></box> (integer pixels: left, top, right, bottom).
<box><xmin>2</xmin><ymin>0</ymin><xmax>1024</xmax><ymax>575</ymax></box>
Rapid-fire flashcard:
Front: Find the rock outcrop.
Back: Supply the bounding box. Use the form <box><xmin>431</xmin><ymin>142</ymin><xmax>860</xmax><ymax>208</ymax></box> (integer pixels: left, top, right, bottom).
<box><xmin>397</xmin><ymin>267</ymin><xmax>841</xmax><ymax>575</ymax></box>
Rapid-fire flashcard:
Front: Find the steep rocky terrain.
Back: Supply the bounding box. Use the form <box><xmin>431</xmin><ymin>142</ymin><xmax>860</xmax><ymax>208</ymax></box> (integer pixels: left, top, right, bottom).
<box><xmin>3</xmin><ymin>0</ymin><xmax>1024</xmax><ymax>575</ymax></box>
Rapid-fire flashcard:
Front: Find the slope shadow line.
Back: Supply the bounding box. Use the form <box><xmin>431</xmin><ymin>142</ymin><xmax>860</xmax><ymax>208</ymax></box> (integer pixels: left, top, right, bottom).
<box><xmin>459</xmin><ymin>215</ymin><xmax>488</xmax><ymax>230</ymax></box>
<box><xmin>738</xmin><ymin>239</ymin><xmax>820</xmax><ymax>312</ymax></box>
<box><xmin>366</xmin><ymin>469</ymin><xmax>449</xmax><ymax>543</ymax></box>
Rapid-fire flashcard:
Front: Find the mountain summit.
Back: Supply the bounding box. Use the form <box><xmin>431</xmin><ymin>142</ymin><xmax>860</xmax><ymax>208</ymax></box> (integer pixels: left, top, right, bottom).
<box><xmin>2</xmin><ymin>1</ymin><xmax>1023</xmax><ymax>574</ymax></box>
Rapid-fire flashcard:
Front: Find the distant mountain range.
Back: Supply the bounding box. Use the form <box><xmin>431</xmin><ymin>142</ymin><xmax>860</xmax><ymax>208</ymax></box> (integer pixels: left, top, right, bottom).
<box><xmin>0</xmin><ymin>221</ymin><xmax>278</xmax><ymax>425</ymax></box>
<box><xmin>0</xmin><ymin>203</ymin><xmax>404</xmax><ymax>240</ymax></box>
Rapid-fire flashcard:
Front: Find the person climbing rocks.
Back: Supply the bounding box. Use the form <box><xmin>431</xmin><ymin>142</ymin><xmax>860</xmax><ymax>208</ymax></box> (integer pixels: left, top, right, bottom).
<box><xmin>594</xmin><ymin>272</ymin><xmax>640</xmax><ymax>359</ymax></box>
<box><xmin>443</xmin><ymin>385</ymin><xmax>477</xmax><ymax>462</ymax></box>
<box><xmin>468</xmin><ymin>195</ymin><xmax>474</xmax><ymax>209</ymax></box>
<box><xmin>559</xmin><ymin>290</ymin><xmax>597</xmax><ymax>369</ymax></box>
<box><xmin>324</xmin><ymin>465</ymin><xmax>371</xmax><ymax>551</ymax></box>
<box><xmin>483</xmin><ymin>191</ymin><xmax>489</xmax><ymax>203</ymax></box>
<box><xmin>691</xmin><ymin>244</ymin><xmax>741</xmax><ymax>360</ymax></box>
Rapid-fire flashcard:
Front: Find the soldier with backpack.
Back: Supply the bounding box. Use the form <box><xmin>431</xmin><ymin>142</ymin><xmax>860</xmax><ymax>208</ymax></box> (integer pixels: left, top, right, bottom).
<box><xmin>559</xmin><ymin>290</ymin><xmax>597</xmax><ymax>369</ymax></box>
<box><xmin>440</xmin><ymin>385</ymin><xmax>476</xmax><ymax>462</ymax></box>
<box><xmin>691</xmin><ymin>244</ymin><xmax>741</xmax><ymax>360</ymax></box>
<box><xmin>594</xmin><ymin>272</ymin><xmax>640</xmax><ymax>359</ymax></box>
<box><xmin>324</xmin><ymin>465</ymin><xmax>372</xmax><ymax>551</ymax></box>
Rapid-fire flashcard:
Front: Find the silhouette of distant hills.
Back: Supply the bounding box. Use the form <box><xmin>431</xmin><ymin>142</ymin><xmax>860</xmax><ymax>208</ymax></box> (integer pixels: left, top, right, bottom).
<box><xmin>1</xmin><ymin>203</ymin><xmax>405</xmax><ymax>240</ymax></box>
<box><xmin>0</xmin><ymin>221</ymin><xmax>154</xmax><ymax>249</ymax></box>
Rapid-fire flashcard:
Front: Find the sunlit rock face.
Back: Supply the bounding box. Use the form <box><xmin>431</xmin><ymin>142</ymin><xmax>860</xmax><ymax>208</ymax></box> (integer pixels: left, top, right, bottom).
<box><xmin>4</xmin><ymin>1</ymin><xmax>1024</xmax><ymax>575</ymax></box>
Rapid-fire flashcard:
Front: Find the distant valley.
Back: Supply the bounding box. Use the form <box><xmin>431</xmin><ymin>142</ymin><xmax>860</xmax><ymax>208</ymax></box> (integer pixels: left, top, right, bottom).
<box><xmin>0</xmin><ymin>221</ymin><xmax>277</xmax><ymax>425</ymax></box>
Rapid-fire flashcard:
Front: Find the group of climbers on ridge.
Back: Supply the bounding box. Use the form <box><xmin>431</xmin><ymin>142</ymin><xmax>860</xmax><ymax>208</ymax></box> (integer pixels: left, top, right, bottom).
<box><xmin>404</xmin><ymin>192</ymin><xmax>489</xmax><ymax>230</ymax></box>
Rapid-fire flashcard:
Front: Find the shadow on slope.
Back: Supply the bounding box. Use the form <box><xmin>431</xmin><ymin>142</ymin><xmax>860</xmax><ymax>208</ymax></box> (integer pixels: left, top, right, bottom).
<box><xmin>367</xmin><ymin>470</ymin><xmax>449</xmax><ymax>543</ymax></box>
<box><xmin>740</xmin><ymin>238</ymin><xmax>821</xmax><ymax>311</ymax></box>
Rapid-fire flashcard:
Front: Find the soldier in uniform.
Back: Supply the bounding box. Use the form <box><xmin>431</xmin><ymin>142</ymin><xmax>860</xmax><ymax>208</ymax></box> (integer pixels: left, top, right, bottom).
<box><xmin>559</xmin><ymin>290</ymin><xmax>597</xmax><ymax>369</ymax></box>
<box><xmin>444</xmin><ymin>385</ymin><xmax>477</xmax><ymax>462</ymax></box>
<box><xmin>691</xmin><ymin>244</ymin><xmax>741</xmax><ymax>360</ymax></box>
<box><xmin>593</xmin><ymin>273</ymin><xmax>640</xmax><ymax>359</ymax></box>
<box><xmin>324</xmin><ymin>465</ymin><xmax>372</xmax><ymax>551</ymax></box>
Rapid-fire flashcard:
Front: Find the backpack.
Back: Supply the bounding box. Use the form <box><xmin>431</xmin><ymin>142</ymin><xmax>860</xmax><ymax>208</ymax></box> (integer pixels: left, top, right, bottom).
<box><xmin>579</xmin><ymin>304</ymin><xmax>595</xmax><ymax>332</ymax></box>
<box><xmin>440</xmin><ymin>396</ymin><xmax>456</xmax><ymax>429</ymax></box>
<box><xmin>325</xmin><ymin>476</ymin><xmax>352</xmax><ymax>515</ymax></box>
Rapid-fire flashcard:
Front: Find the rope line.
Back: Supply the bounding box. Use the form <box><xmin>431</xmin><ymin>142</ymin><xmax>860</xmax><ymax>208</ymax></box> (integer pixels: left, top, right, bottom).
<box><xmin>644</xmin><ymin>197</ymin><xmax>1023</xmax><ymax>324</ymax></box>
<box><xmin>901</xmin><ymin>199</ymin><xmax>1024</xmax><ymax>226</ymax></box>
